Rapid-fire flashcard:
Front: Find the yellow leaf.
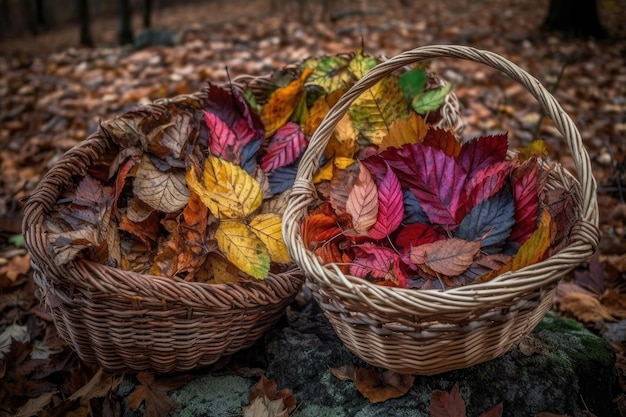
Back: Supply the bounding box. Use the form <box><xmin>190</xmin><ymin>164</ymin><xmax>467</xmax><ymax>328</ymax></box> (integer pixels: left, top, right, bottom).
<box><xmin>379</xmin><ymin>112</ymin><xmax>428</xmax><ymax>152</ymax></box>
<box><xmin>262</xmin><ymin>68</ymin><xmax>314</xmax><ymax>138</ymax></box>
<box><xmin>186</xmin><ymin>155</ymin><xmax>262</xmax><ymax>219</ymax></box>
<box><xmin>480</xmin><ymin>210</ymin><xmax>552</xmax><ymax>282</ymax></box>
<box><xmin>302</xmin><ymin>88</ymin><xmax>345</xmax><ymax>137</ymax></box>
<box><xmin>205</xmin><ymin>254</ymin><xmax>242</xmax><ymax>284</ymax></box>
<box><xmin>313</xmin><ymin>157</ymin><xmax>356</xmax><ymax>184</ymax></box>
<box><xmin>249</xmin><ymin>213</ymin><xmax>291</xmax><ymax>264</ymax></box>
<box><xmin>518</xmin><ymin>138</ymin><xmax>548</xmax><ymax>162</ymax></box>
<box><xmin>325</xmin><ymin>113</ymin><xmax>359</xmax><ymax>159</ymax></box>
<box><xmin>216</xmin><ymin>221</ymin><xmax>269</xmax><ymax>279</ymax></box>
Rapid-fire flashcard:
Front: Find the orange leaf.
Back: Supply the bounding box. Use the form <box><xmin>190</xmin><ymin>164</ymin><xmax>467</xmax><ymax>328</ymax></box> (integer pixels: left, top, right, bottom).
<box><xmin>410</xmin><ymin>238</ymin><xmax>481</xmax><ymax>277</ymax></box>
<box><xmin>600</xmin><ymin>289</ymin><xmax>626</xmax><ymax>319</ymax></box>
<box><xmin>422</xmin><ymin>127</ymin><xmax>461</xmax><ymax>157</ymax></box>
<box><xmin>379</xmin><ymin>112</ymin><xmax>428</xmax><ymax>152</ymax></box>
<box><xmin>261</xmin><ymin>68</ymin><xmax>314</xmax><ymax>138</ymax></box>
<box><xmin>302</xmin><ymin>88</ymin><xmax>345</xmax><ymax>137</ymax></box>
<box><xmin>346</xmin><ymin>163</ymin><xmax>379</xmax><ymax>235</ymax></box>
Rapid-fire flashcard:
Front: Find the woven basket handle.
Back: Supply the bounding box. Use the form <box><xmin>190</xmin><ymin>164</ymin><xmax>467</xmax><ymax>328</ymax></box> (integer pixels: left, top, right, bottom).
<box><xmin>284</xmin><ymin>45</ymin><xmax>598</xmax><ymax>262</ymax></box>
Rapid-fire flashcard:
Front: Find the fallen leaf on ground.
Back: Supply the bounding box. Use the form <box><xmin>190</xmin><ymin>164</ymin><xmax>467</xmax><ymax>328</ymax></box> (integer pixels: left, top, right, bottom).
<box><xmin>242</xmin><ymin>374</ymin><xmax>296</xmax><ymax>417</ymax></box>
<box><xmin>559</xmin><ymin>292</ymin><xmax>615</xmax><ymax>323</ymax></box>
<box><xmin>353</xmin><ymin>368</ymin><xmax>414</xmax><ymax>404</ymax></box>
<box><xmin>126</xmin><ymin>371</ymin><xmax>193</xmax><ymax>417</ymax></box>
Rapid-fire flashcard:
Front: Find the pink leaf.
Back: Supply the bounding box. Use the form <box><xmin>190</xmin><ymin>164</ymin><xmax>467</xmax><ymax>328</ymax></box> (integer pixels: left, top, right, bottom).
<box><xmin>260</xmin><ymin>122</ymin><xmax>308</xmax><ymax>172</ymax></box>
<box><xmin>346</xmin><ymin>163</ymin><xmax>379</xmax><ymax>235</ymax></box>
<box><xmin>508</xmin><ymin>158</ymin><xmax>540</xmax><ymax>245</ymax></box>
<box><xmin>410</xmin><ymin>238</ymin><xmax>481</xmax><ymax>277</ymax></box>
<box><xmin>204</xmin><ymin>111</ymin><xmax>241</xmax><ymax>164</ymax></box>
<box><xmin>368</xmin><ymin>165</ymin><xmax>404</xmax><ymax>240</ymax></box>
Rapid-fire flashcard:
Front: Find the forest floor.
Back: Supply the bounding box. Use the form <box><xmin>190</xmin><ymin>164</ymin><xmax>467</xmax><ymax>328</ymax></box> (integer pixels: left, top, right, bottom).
<box><xmin>1</xmin><ymin>0</ymin><xmax>626</xmax><ymax>415</ymax></box>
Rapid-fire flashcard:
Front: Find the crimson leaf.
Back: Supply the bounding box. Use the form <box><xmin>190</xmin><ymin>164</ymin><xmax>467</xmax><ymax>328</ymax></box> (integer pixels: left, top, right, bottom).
<box><xmin>368</xmin><ymin>164</ymin><xmax>404</xmax><ymax>240</ymax></box>
<box><xmin>260</xmin><ymin>122</ymin><xmax>308</xmax><ymax>172</ymax></box>
<box><xmin>508</xmin><ymin>158</ymin><xmax>540</xmax><ymax>245</ymax></box>
<box><xmin>457</xmin><ymin>134</ymin><xmax>508</xmax><ymax>176</ymax></box>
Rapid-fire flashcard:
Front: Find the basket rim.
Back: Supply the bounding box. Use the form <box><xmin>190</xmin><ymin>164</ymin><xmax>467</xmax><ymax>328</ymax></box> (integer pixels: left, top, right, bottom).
<box><xmin>282</xmin><ymin>45</ymin><xmax>600</xmax><ymax>313</ymax></box>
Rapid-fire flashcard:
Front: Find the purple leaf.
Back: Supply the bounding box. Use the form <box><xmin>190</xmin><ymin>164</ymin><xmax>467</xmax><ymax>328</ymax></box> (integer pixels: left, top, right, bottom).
<box><xmin>260</xmin><ymin>122</ymin><xmax>308</xmax><ymax>172</ymax></box>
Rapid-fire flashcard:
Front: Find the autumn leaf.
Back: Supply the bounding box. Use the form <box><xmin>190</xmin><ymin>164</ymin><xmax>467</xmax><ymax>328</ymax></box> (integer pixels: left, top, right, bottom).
<box><xmin>559</xmin><ymin>292</ymin><xmax>615</xmax><ymax>323</ymax></box>
<box><xmin>15</xmin><ymin>392</ymin><xmax>54</xmax><ymax>417</ymax></box>
<box><xmin>395</xmin><ymin>222</ymin><xmax>444</xmax><ymax>253</ymax></box>
<box><xmin>350</xmin><ymin>244</ymin><xmax>408</xmax><ymax>288</ymax></box>
<box><xmin>324</xmin><ymin>113</ymin><xmax>359</xmax><ymax>159</ymax></box>
<box><xmin>126</xmin><ymin>371</ymin><xmax>192</xmax><ymax>417</ymax></box>
<box><xmin>353</xmin><ymin>368</ymin><xmax>414</xmax><ymax>403</ymax></box>
<box><xmin>458</xmin><ymin>134</ymin><xmax>509</xmax><ymax>176</ymax></box>
<box><xmin>480</xmin><ymin>210</ymin><xmax>552</xmax><ymax>281</ymax></box>
<box><xmin>216</xmin><ymin>221</ymin><xmax>270</xmax><ymax>279</ymax></box>
<box><xmin>348</xmin><ymin>75</ymin><xmax>410</xmax><ymax>145</ymax></box>
<box><xmin>249</xmin><ymin>213</ymin><xmax>291</xmax><ymax>264</ymax></box>
<box><xmin>508</xmin><ymin>158</ymin><xmax>540</xmax><ymax>245</ymax></box>
<box><xmin>301</xmin><ymin>212</ymin><xmax>344</xmax><ymax>251</ymax></box>
<box><xmin>260</xmin><ymin>122</ymin><xmax>308</xmax><ymax>172</ymax></box>
<box><xmin>267</xmin><ymin>164</ymin><xmax>299</xmax><ymax>196</ymax></box>
<box><xmin>69</xmin><ymin>367</ymin><xmax>124</xmax><ymax>402</ymax></box>
<box><xmin>242</xmin><ymin>375</ymin><xmax>297</xmax><ymax>417</ymax></box>
<box><xmin>398</xmin><ymin>65</ymin><xmax>428</xmax><ymax>102</ymax></box>
<box><xmin>186</xmin><ymin>154</ymin><xmax>262</xmax><ymax>219</ymax></box>
<box><xmin>346</xmin><ymin>163</ymin><xmax>379</xmax><ymax>235</ymax></box>
<box><xmin>203</xmin><ymin>254</ymin><xmax>242</xmax><ymax>284</ymax></box>
<box><xmin>379</xmin><ymin>112</ymin><xmax>428</xmax><ymax>152</ymax></box>
<box><xmin>367</xmin><ymin>164</ymin><xmax>404</xmax><ymax>240</ymax></box>
<box><xmin>348</xmin><ymin>47</ymin><xmax>379</xmax><ymax>80</ymax></box>
<box><xmin>410</xmin><ymin>238</ymin><xmax>481</xmax><ymax>277</ymax></box>
<box><xmin>456</xmin><ymin>187</ymin><xmax>515</xmax><ymax>253</ymax></box>
<box><xmin>204</xmin><ymin>110</ymin><xmax>241</xmax><ymax>164</ymax></box>
<box><xmin>133</xmin><ymin>155</ymin><xmax>190</xmax><ymax>213</ymax></box>
<box><xmin>303</xmin><ymin>55</ymin><xmax>352</xmax><ymax>93</ymax></box>
<box><xmin>518</xmin><ymin>138</ymin><xmax>548</xmax><ymax>161</ymax></box>
<box><xmin>412</xmin><ymin>82</ymin><xmax>452</xmax><ymax>114</ymax></box>
<box><xmin>422</xmin><ymin>127</ymin><xmax>461</xmax><ymax>158</ymax></box>
<box><xmin>261</xmin><ymin>68</ymin><xmax>313</xmax><ymax>138</ymax></box>
<box><xmin>430</xmin><ymin>382</ymin><xmax>466</xmax><ymax>417</ymax></box>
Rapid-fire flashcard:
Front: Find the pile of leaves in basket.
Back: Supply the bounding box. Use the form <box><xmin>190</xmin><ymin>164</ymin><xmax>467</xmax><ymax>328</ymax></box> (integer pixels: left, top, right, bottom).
<box><xmin>43</xmin><ymin>49</ymin><xmax>457</xmax><ymax>283</ymax></box>
<box><xmin>301</xmin><ymin>120</ymin><xmax>577</xmax><ymax>289</ymax></box>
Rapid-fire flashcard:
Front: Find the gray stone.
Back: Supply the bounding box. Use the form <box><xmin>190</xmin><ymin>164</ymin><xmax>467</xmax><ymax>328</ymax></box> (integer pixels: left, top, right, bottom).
<box><xmin>120</xmin><ymin>301</ymin><xmax>620</xmax><ymax>417</ymax></box>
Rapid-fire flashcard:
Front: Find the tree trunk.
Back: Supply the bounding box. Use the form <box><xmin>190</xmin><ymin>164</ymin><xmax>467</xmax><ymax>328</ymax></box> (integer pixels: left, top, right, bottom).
<box><xmin>77</xmin><ymin>0</ymin><xmax>93</xmax><ymax>47</ymax></box>
<box><xmin>35</xmin><ymin>0</ymin><xmax>46</xmax><ymax>30</ymax></box>
<box><xmin>143</xmin><ymin>0</ymin><xmax>152</xmax><ymax>28</ymax></box>
<box><xmin>118</xmin><ymin>0</ymin><xmax>134</xmax><ymax>45</ymax></box>
<box><xmin>542</xmin><ymin>0</ymin><xmax>608</xmax><ymax>38</ymax></box>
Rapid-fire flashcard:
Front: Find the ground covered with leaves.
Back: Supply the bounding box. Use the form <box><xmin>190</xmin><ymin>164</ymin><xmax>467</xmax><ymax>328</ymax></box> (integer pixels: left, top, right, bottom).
<box><xmin>1</xmin><ymin>0</ymin><xmax>626</xmax><ymax>416</ymax></box>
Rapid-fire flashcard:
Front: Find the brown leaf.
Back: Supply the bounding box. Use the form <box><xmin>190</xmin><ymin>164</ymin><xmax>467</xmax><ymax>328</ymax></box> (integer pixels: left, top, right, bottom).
<box><xmin>243</xmin><ymin>375</ymin><xmax>297</xmax><ymax>417</ymax></box>
<box><xmin>559</xmin><ymin>292</ymin><xmax>614</xmax><ymax>323</ymax></box>
<box><xmin>126</xmin><ymin>371</ymin><xmax>192</xmax><ymax>417</ymax></box>
<box><xmin>15</xmin><ymin>391</ymin><xmax>54</xmax><ymax>417</ymax></box>
<box><xmin>599</xmin><ymin>289</ymin><xmax>626</xmax><ymax>319</ymax></box>
<box><xmin>430</xmin><ymin>382</ymin><xmax>466</xmax><ymax>417</ymax></box>
<box><xmin>410</xmin><ymin>238</ymin><xmax>481</xmax><ymax>277</ymax></box>
<box><xmin>380</xmin><ymin>112</ymin><xmax>428</xmax><ymax>152</ymax></box>
<box><xmin>133</xmin><ymin>155</ymin><xmax>190</xmax><ymax>213</ymax></box>
<box><xmin>69</xmin><ymin>367</ymin><xmax>123</xmax><ymax>402</ymax></box>
<box><xmin>329</xmin><ymin>365</ymin><xmax>356</xmax><ymax>381</ymax></box>
<box><xmin>354</xmin><ymin>368</ymin><xmax>414</xmax><ymax>404</ymax></box>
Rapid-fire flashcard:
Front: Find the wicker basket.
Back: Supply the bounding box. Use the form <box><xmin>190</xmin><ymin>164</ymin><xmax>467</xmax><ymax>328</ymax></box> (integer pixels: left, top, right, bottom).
<box><xmin>22</xmin><ymin>89</ymin><xmax>305</xmax><ymax>373</ymax></box>
<box><xmin>282</xmin><ymin>45</ymin><xmax>600</xmax><ymax>375</ymax></box>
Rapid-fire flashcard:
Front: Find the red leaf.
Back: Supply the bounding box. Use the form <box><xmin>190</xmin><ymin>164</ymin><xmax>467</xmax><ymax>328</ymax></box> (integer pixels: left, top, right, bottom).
<box><xmin>395</xmin><ymin>223</ymin><xmax>444</xmax><ymax>253</ymax></box>
<box><xmin>430</xmin><ymin>382</ymin><xmax>467</xmax><ymax>417</ymax></box>
<box><xmin>260</xmin><ymin>122</ymin><xmax>308</xmax><ymax>172</ymax></box>
<box><xmin>350</xmin><ymin>243</ymin><xmax>408</xmax><ymax>287</ymax></box>
<box><xmin>346</xmin><ymin>163</ymin><xmax>379</xmax><ymax>235</ymax></box>
<box><xmin>368</xmin><ymin>165</ymin><xmax>404</xmax><ymax>239</ymax></box>
<box><xmin>457</xmin><ymin>134</ymin><xmax>509</xmax><ymax>176</ymax></box>
<box><xmin>465</xmin><ymin>160</ymin><xmax>513</xmax><ymax>208</ymax></box>
<box><xmin>508</xmin><ymin>158</ymin><xmax>540</xmax><ymax>245</ymax></box>
<box><xmin>204</xmin><ymin>82</ymin><xmax>264</xmax><ymax>146</ymax></box>
<box><xmin>204</xmin><ymin>111</ymin><xmax>241</xmax><ymax>163</ymax></box>
<box><xmin>422</xmin><ymin>127</ymin><xmax>461</xmax><ymax>157</ymax></box>
<box><xmin>384</xmin><ymin>144</ymin><xmax>467</xmax><ymax>228</ymax></box>
<box><xmin>410</xmin><ymin>238</ymin><xmax>481</xmax><ymax>277</ymax></box>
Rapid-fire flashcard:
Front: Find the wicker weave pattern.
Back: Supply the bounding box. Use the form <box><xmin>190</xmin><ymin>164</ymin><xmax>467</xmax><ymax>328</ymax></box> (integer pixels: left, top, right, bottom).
<box><xmin>23</xmin><ymin>91</ymin><xmax>305</xmax><ymax>373</ymax></box>
<box><xmin>282</xmin><ymin>45</ymin><xmax>599</xmax><ymax>375</ymax></box>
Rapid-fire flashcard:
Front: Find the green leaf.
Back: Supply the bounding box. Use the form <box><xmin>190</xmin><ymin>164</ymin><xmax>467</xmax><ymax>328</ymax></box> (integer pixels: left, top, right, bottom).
<box><xmin>303</xmin><ymin>55</ymin><xmax>352</xmax><ymax>93</ymax></box>
<box><xmin>411</xmin><ymin>83</ymin><xmax>453</xmax><ymax>114</ymax></box>
<box><xmin>348</xmin><ymin>48</ymin><xmax>379</xmax><ymax>80</ymax></box>
<box><xmin>348</xmin><ymin>76</ymin><xmax>410</xmax><ymax>145</ymax></box>
<box><xmin>8</xmin><ymin>234</ymin><xmax>25</xmax><ymax>248</ymax></box>
<box><xmin>398</xmin><ymin>66</ymin><xmax>427</xmax><ymax>101</ymax></box>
